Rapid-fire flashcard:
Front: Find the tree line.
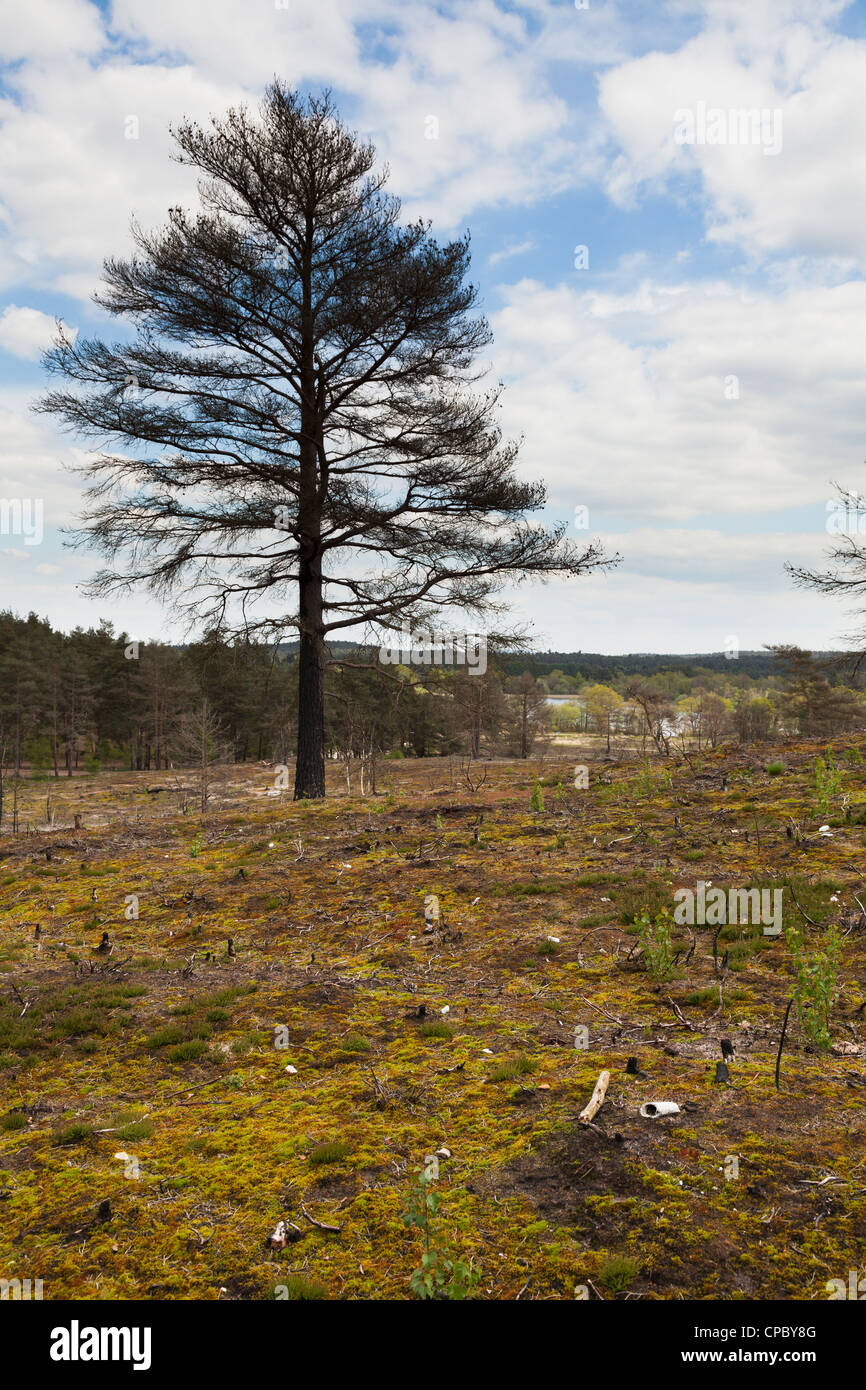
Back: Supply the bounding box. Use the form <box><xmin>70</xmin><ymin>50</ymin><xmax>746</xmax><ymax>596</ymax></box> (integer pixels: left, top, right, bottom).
<box><xmin>0</xmin><ymin>612</ymin><xmax>557</xmax><ymax>785</ymax></box>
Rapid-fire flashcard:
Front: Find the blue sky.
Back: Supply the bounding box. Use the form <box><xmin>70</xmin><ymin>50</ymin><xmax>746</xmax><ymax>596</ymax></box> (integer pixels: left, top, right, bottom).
<box><xmin>2</xmin><ymin>0</ymin><xmax>866</xmax><ymax>653</ymax></box>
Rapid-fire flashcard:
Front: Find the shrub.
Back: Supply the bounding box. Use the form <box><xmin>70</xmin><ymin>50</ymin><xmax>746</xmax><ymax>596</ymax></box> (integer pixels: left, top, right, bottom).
<box><xmin>166</xmin><ymin>1040</ymin><xmax>208</xmax><ymax>1063</ymax></box>
<box><xmin>54</xmin><ymin>1123</ymin><xmax>92</xmax><ymax>1145</ymax></box>
<box><xmin>403</xmin><ymin>1168</ymin><xmax>479</xmax><ymax>1301</ymax></box>
<box><xmin>489</xmin><ymin>1055</ymin><xmax>537</xmax><ymax>1083</ymax></box>
<box><xmin>814</xmin><ymin>755</ymin><xmax>842</xmax><ymax>819</ymax></box>
<box><xmin>116</xmin><ymin>1120</ymin><xmax>154</xmax><ymax>1141</ymax></box>
<box><xmin>788</xmin><ymin>924</ymin><xmax>842</xmax><ymax>1051</ymax></box>
<box><xmin>634</xmin><ymin>909</ymin><xmax>677</xmax><ymax>981</ymax></box>
<box><xmin>618</xmin><ymin>878</ymin><xmax>669</xmax><ymax>924</ymax></box>
<box><xmin>419</xmin><ymin>1021</ymin><xmax>453</xmax><ymax>1040</ymax></box>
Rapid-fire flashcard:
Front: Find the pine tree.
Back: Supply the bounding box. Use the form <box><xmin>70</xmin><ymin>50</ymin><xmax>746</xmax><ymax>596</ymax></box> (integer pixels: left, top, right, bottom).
<box><xmin>38</xmin><ymin>84</ymin><xmax>613</xmax><ymax>799</ymax></box>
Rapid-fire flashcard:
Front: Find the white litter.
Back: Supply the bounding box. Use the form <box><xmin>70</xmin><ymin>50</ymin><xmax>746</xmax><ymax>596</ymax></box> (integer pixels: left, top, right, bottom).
<box><xmin>640</xmin><ymin>1101</ymin><xmax>681</xmax><ymax>1119</ymax></box>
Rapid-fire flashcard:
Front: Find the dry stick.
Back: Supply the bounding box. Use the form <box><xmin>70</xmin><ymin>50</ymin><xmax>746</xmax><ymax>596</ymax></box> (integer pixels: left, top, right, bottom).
<box><xmin>666</xmin><ymin>996</ymin><xmax>704</xmax><ymax>1032</ymax></box>
<box><xmin>775</xmin><ymin>998</ymin><xmax>794</xmax><ymax>1091</ymax></box>
<box><xmin>301</xmin><ymin>1206</ymin><xmax>342</xmax><ymax>1233</ymax></box>
<box><xmin>579</xmin><ymin>995</ymin><xmax>622</xmax><ymax>1027</ymax></box>
<box><xmin>788</xmin><ymin>884</ymin><xmax>822</xmax><ymax>929</ymax></box>
<box><xmin>579</xmin><ymin>1069</ymin><xmax>610</xmax><ymax>1125</ymax></box>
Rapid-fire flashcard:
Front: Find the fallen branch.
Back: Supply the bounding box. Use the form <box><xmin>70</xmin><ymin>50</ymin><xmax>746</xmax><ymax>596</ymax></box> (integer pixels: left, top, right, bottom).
<box><xmin>579</xmin><ymin>1069</ymin><xmax>610</xmax><ymax>1125</ymax></box>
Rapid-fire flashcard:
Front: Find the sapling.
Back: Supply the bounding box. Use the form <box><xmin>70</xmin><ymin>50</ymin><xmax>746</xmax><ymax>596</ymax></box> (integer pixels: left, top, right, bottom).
<box><xmin>787</xmin><ymin>923</ymin><xmax>842</xmax><ymax>1051</ymax></box>
<box><xmin>403</xmin><ymin>1167</ymin><xmax>478</xmax><ymax>1300</ymax></box>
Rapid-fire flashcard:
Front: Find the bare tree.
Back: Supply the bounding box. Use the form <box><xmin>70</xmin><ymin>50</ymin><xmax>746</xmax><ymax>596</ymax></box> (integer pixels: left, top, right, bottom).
<box><xmin>627</xmin><ymin>682</ymin><xmax>674</xmax><ymax>757</ymax></box>
<box><xmin>38</xmin><ymin>84</ymin><xmax>614</xmax><ymax>800</ymax></box>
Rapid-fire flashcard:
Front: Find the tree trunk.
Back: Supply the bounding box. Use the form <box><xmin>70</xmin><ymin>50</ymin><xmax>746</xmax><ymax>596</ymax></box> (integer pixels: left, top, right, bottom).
<box><xmin>52</xmin><ymin>691</ymin><xmax>59</xmax><ymax>778</ymax></box>
<box><xmin>293</xmin><ymin>237</ymin><xmax>326</xmax><ymax>802</ymax></box>
<box><xmin>294</xmin><ymin>602</ymin><xmax>325</xmax><ymax>799</ymax></box>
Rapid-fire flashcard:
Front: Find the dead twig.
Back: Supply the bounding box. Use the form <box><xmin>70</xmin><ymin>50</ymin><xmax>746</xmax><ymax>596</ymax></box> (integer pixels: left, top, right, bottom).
<box><xmin>788</xmin><ymin>884</ymin><xmax>822</xmax><ymax>930</ymax></box>
<box><xmin>775</xmin><ymin>998</ymin><xmax>794</xmax><ymax>1090</ymax></box>
<box><xmin>301</xmin><ymin>1205</ymin><xmax>342</xmax><ymax>1233</ymax></box>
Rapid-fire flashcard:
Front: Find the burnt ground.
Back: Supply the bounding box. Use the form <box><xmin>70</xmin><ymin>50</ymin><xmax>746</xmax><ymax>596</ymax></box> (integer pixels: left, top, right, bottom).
<box><xmin>0</xmin><ymin>743</ymin><xmax>863</xmax><ymax>1300</ymax></box>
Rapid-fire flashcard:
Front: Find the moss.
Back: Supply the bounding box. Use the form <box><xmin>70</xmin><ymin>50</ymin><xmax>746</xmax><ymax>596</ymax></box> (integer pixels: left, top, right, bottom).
<box><xmin>0</xmin><ymin>746</ymin><xmax>862</xmax><ymax>1300</ymax></box>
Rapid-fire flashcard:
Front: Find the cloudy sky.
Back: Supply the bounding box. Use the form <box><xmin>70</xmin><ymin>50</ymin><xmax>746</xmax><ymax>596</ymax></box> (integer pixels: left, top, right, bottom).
<box><xmin>2</xmin><ymin>0</ymin><xmax>866</xmax><ymax>654</ymax></box>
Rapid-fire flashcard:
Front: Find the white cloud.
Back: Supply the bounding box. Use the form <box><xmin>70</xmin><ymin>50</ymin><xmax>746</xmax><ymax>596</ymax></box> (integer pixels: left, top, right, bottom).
<box><xmin>0</xmin><ymin>57</ymin><xmax>246</xmax><ymax>296</ymax></box>
<box><xmin>0</xmin><ymin>0</ymin><xmax>104</xmax><ymax>62</ymax></box>
<box><xmin>489</xmin><ymin>239</ymin><xmax>538</xmax><ymax>266</ymax></box>
<box><xmin>490</xmin><ymin>274</ymin><xmax>866</xmax><ymax>522</ymax></box>
<box><xmin>598</xmin><ymin>3</ymin><xmax>866</xmax><ymax>263</ymax></box>
<box><xmin>0</xmin><ymin>1</ymin><xmax>602</xmax><ymax>302</ymax></box>
<box><xmin>0</xmin><ymin>305</ymin><xmax>70</xmax><ymax>359</ymax></box>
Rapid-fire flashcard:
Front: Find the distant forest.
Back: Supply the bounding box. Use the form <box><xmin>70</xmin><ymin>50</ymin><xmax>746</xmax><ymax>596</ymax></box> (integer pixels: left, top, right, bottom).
<box><xmin>0</xmin><ymin>611</ymin><xmax>862</xmax><ymax>778</ymax></box>
<box><xmin>500</xmin><ymin>649</ymin><xmax>856</xmax><ymax>684</ymax></box>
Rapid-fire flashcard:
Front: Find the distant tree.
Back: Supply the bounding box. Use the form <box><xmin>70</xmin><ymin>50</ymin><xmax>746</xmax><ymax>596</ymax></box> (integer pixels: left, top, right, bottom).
<box><xmin>678</xmin><ymin>688</ymin><xmax>729</xmax><ymax>750</ymax></box>
<box><xmin>172</xmin><ymin>696</ymin><xmax>229</xmax><ymax>813</ymax></box>
<box><xmin>326</xmin><ymin>657</ymin><xmax>406</xmax><ymax>794</ymax></box>
<box><xmin>732</xmin><ymin>694</ymin><xmax>776</xmax><ymax>744</ymax></box>
<box><xmin>550</xmin><ymin>700</ymin><xmax>583</xmax><ymax>733</ymax></box>
<box><xmin>452</xmin><ymin>665</ymin><xmax>507</xmax><ymax>759</ymax></box>
<box><xmin>769</xmin><ymin>645</ymin><xmax>863</xmax><ymax>737</ymax></box>
<box><xmin>39</xmin><ymin>83</ymin><xmax>612</xmax><ymax>801</ymax></box>
<box><xmin>699</xmin><ymin>691</ymin><xmax>729</xmax><ymax>749</ymax></box>
<box><xmin>582</xmin><ymin>682</ymin><xmax>623</xmax><ymax>753</ymax></box>
<box><xmin>627</xmin><ymin>681</ymin><xmax>674</xmax><ymax>757</ymax></box>
<box><xmin>504</xmin><ymin>671</ymin><xmax>550</xmax><ymax>758</ymax></box>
